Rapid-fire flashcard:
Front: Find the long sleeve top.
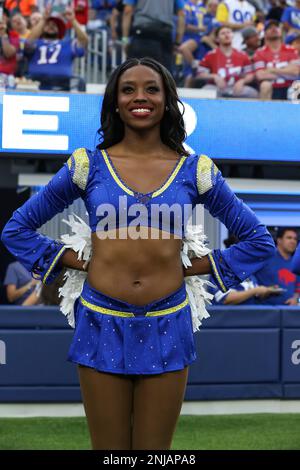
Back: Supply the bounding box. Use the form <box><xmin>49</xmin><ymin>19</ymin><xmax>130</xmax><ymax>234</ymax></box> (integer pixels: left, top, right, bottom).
<box><xmin>1</xmin><ymin>147</ymin><xmax>275</xmax><ymax>289</ymax></box>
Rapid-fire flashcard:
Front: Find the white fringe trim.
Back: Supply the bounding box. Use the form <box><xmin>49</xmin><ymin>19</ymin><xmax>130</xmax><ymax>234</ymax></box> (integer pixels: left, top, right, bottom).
<box><xmin>58</xmin><ymin>215</ymin><xmax>213</xmax><ymax>332</ymax></box>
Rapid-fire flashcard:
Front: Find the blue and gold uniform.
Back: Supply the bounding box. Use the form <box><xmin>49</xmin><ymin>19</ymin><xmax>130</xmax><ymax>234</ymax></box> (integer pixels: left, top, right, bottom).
<box><xmin>1</xmin><ymin>148</ymin><xmax>275</xmax><ymax>374</ymax></box>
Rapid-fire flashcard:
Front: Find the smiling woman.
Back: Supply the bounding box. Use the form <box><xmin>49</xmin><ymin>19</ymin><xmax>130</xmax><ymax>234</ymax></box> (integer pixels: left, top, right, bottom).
<box><xmin>1</xmin><ymin>57</ymin><xmax>275</xmax><ymax>450</ymax></box>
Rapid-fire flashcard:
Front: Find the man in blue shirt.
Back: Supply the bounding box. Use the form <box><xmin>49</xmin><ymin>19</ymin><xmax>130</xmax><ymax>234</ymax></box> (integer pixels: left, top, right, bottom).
<box><xmin>281</xmin><ymin>0</ymin><xmax>300</xmax><ymax>33</ymax></box>
<box><xmin>4</xmin><ymin>261</ymin><xmax>37</xmax><ymax>305</ymax></box>
<box><xmin>25</xmin><ymin>5</ymin><xmax>88</xmax><ymax>90</ymax></box>
<box><xmin>255</xmin><ymin>227</ymin><xmax>300</xmax><ymax>305</ymax></box>
<box><xmin>122</xmin><ymin>0</ymin><xmax>185</xmax><ymax>72</ymax></box>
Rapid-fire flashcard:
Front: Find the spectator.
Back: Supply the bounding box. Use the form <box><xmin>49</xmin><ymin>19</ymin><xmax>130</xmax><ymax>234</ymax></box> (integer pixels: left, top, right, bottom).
<box><xmin>3</xmin><ymin>260</ymin><xmax>40</xmax><ymax>305</ymax></box>
<box><xmin>211</xmin><ymin>235</ymin><xmax>279</xmax><ymax>305</ymax></box>
<box><xmin>255</xmin><ymin>227</ymin><xmax>300</xmax><ymax>305</ymax></box>
<box><xmin>178</xmin><ymin>0</ymin><xmax>207</xmax><ymax>74</ymax></box>
<box><xmin>10</xmin><ymin>12</ymin><xmax>30</xmax><ymax>77</ymax></box>
<box><xmin>10</xmin><ymin>13</ymin><xmax>30</xmax><ymax>39</ymax></box>
<box><xmin>179</xmin><ymin>0</ymin><xmax>219</xmax><ymax>86</ymax></box>
<box><xmin>0</xmin><ymin>9</ymin><xmax>19</xmax><ymax>77</ymax></box>
<box><xmin>195</xmin><ymin>25</ymin><xmax>258</xmax><ymax>97</ymax></box>
<box><xmin>110</xmin><ymin>0</ymin><xmax>125</xmax><ymax>42</ymax></box>
<box><xmin>4</xmin><ymin>0</ymin><xmax>38</xmax><ymax>19</ymax></box>
<box><xmin>241</xmin><ymin>25</ymin><xmax>261</xmax><ymax>56</ymax></box>
<box><xmin>285</xmin><ymin>30</ymin><xmax>300</xmax><ymax>53</ymax></box>
<box><xmin>281</xmin><ymin>0</ymin><xmax>300</xmax><ymax>33</ymax></box>
<box><xmin>216</xmin><ymin>0</ymin><xmax>256</xmax><ymax>49</ymax></box>
<box><xmin>25</xmin><ymin>5</ymin><xmax>88</xmax><ymax>90</ymax></box>
<box><xmin>292</xmin><ymin>242</ymin><xmax>300</xmax><ymax>275</ymax></box>
<box><xmin>122</xmin><ymin>0</ymin><xmax>185</xmax><ymax>73</ymax></box>
<box><xmin>253</xmin><ymin>19</ymin><xmax>300</xmax><ymax>99</ymax></box>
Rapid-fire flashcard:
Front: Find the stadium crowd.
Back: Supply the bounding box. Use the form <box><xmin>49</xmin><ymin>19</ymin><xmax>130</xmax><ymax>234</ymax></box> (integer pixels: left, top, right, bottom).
<box><xmin>0</xmin><ymin>0</ymin><xmax>300</xmax><ymax>98</ymax></box>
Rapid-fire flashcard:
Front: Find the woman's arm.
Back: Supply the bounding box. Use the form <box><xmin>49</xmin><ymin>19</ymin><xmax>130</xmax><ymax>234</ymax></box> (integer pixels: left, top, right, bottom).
<box><xmin>1</xmin><ymin>148</ymin><xmax>90</xmax><ymax>285</ymax></box>
<box><xmin>183</xmin><ymin>255</ymin><xmax>211</xmax><ymax>277</ymax></box>
<box><xmin>194</xmin><ymin>155</ymin><xmax>275</xmax><ymax>292</ymax></box>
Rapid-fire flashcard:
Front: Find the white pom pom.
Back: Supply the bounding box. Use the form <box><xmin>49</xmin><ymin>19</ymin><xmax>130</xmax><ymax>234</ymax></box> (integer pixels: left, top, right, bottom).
<box><xmin>59</xmin><ymin>214</ymin><xmax>92</xmax><ymax>328</ymax></box>
<box><xmin>182</xmin><ymin>221</ymin><xmax>213</xmax><ymax>332</ymax></box>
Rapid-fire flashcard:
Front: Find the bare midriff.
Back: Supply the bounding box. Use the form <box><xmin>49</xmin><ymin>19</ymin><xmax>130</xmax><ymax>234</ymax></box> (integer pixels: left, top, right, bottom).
<box><xmin>87</xmin><ymin>227</ymin><xmax>184</xmax><ymax>305</ymax></box>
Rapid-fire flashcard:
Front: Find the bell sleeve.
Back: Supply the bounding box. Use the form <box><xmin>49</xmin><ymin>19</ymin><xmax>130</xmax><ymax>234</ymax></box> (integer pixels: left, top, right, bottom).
<box><xmin>196</xmin><ymin>154</ymin><xmax>275</xmax><ymax>293</ymax></box>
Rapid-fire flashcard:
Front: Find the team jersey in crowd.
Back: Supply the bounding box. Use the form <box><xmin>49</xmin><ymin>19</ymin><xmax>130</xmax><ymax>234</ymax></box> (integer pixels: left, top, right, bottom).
<box><xmin>216</xmin><ymin>0</ymin><xmax>256</xmax><ymax>49</ymax></box>
<box><xmin>255</xmin><ymin>250</ymin><xmax>300</xmax><ymax>305</ymax></box>
<box><xmin>3</xmin><ymin>261</ymin><xmax>34</xmax><ymax>305</ymax></box>
<box><xmin>183</xmin><ymin>0</ymin><xmax>207</xmax><ymax>42</ymax></box>
<box><xmin>26</xmin><ymin>39</ymin><xmax>85</xmax><ymax>79</ymax></box>
<box><xmin>253</xmin><ymin>44</ymin><xmax>300</xmax><ymax>88</ymax></box>
<box><xmin>198</xmin><ymin>47</ymin><xmax>253</xmax><ymax>85</ymax></box>
<box><xmin>281</xmin><ymin>6</ymin><xmax>300</xmax><ymax>31</ymax></box>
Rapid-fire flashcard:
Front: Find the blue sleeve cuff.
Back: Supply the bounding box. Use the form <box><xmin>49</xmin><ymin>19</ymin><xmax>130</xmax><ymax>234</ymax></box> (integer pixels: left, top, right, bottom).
<box><xmin>32</xmin><ymin>242</ymin><xmax>67</xmax><ymax>285</ymax></box>
<box><xmin>208</xmin><ymin>250</ymin><xmax>241</xmax><ymax>293</ymax></box>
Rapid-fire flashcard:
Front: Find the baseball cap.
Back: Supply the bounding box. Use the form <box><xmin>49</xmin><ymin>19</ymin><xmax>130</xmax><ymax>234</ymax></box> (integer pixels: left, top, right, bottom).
<box><xmin>285</xmin><ymin>32</ymin><xmax>300</xmax><ymax>44</ymax></box>
<box><xmin>46</xmin><ymin>13</ymin><xmax>66</xmax><ymax>39</ymax></box>
<box><xmin>241</xmin><ymin>26</ymin><xmax>258</xmax><ymax>42</ymax></box>
<box><xmin>264</xmin><ymin>19</ymin><xmax>280</xmax><ymax>31</ymax></box>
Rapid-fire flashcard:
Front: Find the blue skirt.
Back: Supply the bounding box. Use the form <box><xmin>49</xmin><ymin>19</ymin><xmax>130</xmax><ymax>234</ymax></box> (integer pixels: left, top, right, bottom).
<box><xmin>68</xmin><ymin>280</ymin><xmax>196</xmax><ymax>375</ymax></box>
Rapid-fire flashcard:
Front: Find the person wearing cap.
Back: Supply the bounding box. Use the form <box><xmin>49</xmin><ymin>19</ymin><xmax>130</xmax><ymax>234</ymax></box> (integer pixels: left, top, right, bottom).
<box><xmin>253</xmin><ymin>19</ymin><xmax>300</xmax><ymax>99</ymax></box>
<box><xmin>195</xmin><ymin>25</ymin><xmax>258</xmax><ymax>97</ymax></box>
<box><xmin>281</xmin><ymin>0</ymin><xmax>300</xmax><ymax>34</ymax></box>
<box><xmin>285</xmin><ymin>30</ymin><xmax>300</xmax><ymax>54</ymax></box>
<box><xmin>24</xmin><ymin>4</ymin><xmax>88</xmax><ymax>90</ymax></box>
<box><xmin>241</xmin><ymin>25</ymin><xmax>261</xmax><ymax>57</ymax></box>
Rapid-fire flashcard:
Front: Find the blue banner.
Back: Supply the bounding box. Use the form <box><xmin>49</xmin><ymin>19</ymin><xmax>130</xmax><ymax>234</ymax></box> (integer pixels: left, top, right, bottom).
<box><xmin>1</xmin><ymin>91</ymin><xmax>299</xmax><ymax>162</ymax></box>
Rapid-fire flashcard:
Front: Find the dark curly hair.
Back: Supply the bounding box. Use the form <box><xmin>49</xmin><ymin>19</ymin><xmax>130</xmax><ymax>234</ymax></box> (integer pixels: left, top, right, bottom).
<box><xmin>96</xmin><ymin>57</ymin><xmax>189</xmax><ymax>157</ymax></box>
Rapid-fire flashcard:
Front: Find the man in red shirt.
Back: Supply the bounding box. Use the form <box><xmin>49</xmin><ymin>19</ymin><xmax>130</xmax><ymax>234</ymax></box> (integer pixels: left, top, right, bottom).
<box><xmin>195</xmin><ymin>25</ymin><xmax>258</xmax><ymax>97</ymax></box>
<box><xmin>253</xmin><ymin>19</ymin><xmax>300</xmax><ymax>100</ymax></box>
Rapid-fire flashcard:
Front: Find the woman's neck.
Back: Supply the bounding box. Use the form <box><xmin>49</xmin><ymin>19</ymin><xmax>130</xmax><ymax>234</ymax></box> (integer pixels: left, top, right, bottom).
<box><xmin>120</xmin><ymin>127</ymin><xmax>165</xmax><ymax>158</ymax></box>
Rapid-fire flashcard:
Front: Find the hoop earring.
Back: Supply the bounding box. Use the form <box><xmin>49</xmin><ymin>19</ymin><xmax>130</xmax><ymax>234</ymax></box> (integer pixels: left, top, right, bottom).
<box><xmin>165</xmin><ymin>106</ymin><xmax>169</xmax><ymax>111</ymax></box>
<box><xmin>116</xmin><ymin>108</ymin><xmax>119</xmax><ymax>113</ymax></box>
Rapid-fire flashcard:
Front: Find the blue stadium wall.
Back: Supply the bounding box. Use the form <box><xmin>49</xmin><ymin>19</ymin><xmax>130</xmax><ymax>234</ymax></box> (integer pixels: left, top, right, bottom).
<box><xmin>0</xmin><ymin>306</ymin><xmax>299</xmax><ymax>402</ymax></box>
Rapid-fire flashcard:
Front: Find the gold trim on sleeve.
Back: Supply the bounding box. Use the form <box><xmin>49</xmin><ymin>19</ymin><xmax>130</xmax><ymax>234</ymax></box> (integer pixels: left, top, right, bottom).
<box><xmin>42</xmin><ymin>246</ymin><xmax>67</xmax><ymax>285</ymax></box>
<box><xmin>71</xmin><ymin>148</ymin><xmax>90</xmax><ymax>190</ymax></box>
<box><xmin>208</xmin><ymin>253</ymin><xmax>227</xmax><ymax>293</ymax></box>
<box><xmin>196</xmin><ymin>154</ymin><xmax>219</xmax><ymax>195</ymax></box>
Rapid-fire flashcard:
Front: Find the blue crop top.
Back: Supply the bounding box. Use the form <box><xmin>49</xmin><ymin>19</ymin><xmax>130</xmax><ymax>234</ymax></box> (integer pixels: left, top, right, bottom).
<box><xmin>1</xmin><ymin>147</ymin><xmax>275</xmax><ymax>289</ymax></box>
